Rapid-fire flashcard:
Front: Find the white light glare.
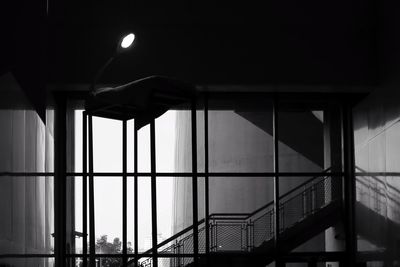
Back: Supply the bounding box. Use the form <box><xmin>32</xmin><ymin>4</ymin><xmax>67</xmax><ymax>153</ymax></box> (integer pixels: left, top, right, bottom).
<box><xmin>120</xmin><ymin>33</ymin><xmax>135</xmax><ymax>49</ymax></box>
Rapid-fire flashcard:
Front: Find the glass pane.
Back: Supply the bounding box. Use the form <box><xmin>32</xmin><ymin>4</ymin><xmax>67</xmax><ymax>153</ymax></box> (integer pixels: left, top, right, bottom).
<box><xmin>320</xmin><ymin>261</ymin><xmax>341</xmax><ymax>267</ymax></box>
<box><xmin>156</xmin><ymin>177</ymin><xmax>174</xmax><ymax>243</ymax></box>
<box><xmin>73</xmin><ymin>109</ymin><xmax>84</xmax><ymax>173</ymax></box>
<box><xmin>138</xmin><ymin>177</ymin><xmax>152</xmax><ymax>252</ymax></box>
<box><xmin>209</xmin><ymin>176</ymin><xmax>274</xmax><ymax>252</ymax></box>
<box><xmin>278</xmin><ymin>109</ymin><xmax>324</xmax><ymax>173</ymax></box>
<box><xmin>278</xmin><ymin>104</ymin><xmax>342</xmax><ymax>173</ymax></box>
<box><xmin>0</xmin><ymin>109</ymin><xmax>53</xmax><ymax>173</ymax></box>
<box><xmin>66</xmin><ymin>257</ymin><xmax>85</xmax><ymax>267</ymax></box>
<box><xmin>66</xmin><ymin>176</ymin><xmax>83</xmax><ymax>254</ymax></box>
<box><xmin>93</xmin><ymin>117</ymin><xmax>122</xmax><ymax>173</ymax></box>
<box><xmin>95</xmin><ymin>257</ymin><xmax>122</xmax><ymax>267</ymax></box>
<box><xmin>0</xmin><ymin>258</ymin><xmax>55</xmax><ymax>267</ymax></box>
<box><xmin>355</xmin><ymin>173</ymin><xmax>400</xmax><ymax>256</ymax></box>
<box><xmin>127</xmin><ymin>177</ymin><xmax>135</xmax><ymax>253</ymax></box>
<box><xmin>94</xmin><ymin>177</ymin><xmax>122</xmax><ymax>254</ymax></box>
<box><xmin>66</xmin><ymin>176</ymin><xmax>90</xmax><ymax>255</ymax></box>
<box><xmin>197</xmin><ymin>108</ymin><xmax>205</xmax><ymax>173</ymax></box>
<box><xmin>127</xmin><ymin>119</ymin><xmax>135</xmax><ymax>173</ymax></box>
<box><xmin>0</xmin><ymin>176</ymin><xmax>54</xmax><ymax>254</ymax></box>
<box><xmin>208</xmin><ymin>94</ymin><xmax>273</xmax><ymax>173</ymax></box>
<box><xmin>157</xmin><ymin>109</ymin><xmax>192</xmax><ymax>173</ymax></box>
<box><xmin>138</xmin><ymin>125</ymin><xmax>151</xmax><ymax>173</ymax></box>
<box><xmin>157</xmin><ymin>177</ymin><xmax>192</xmax><ymax>254</ymax></box>
<box><xmin>279</xmin><ymin>175</ymin><xmax>344</xmax><ymax>253</ymax></box>
<box><xmin>158</xmin><ymin>257</ymin><xmax>194</xmax><ymax>267</ymax></box>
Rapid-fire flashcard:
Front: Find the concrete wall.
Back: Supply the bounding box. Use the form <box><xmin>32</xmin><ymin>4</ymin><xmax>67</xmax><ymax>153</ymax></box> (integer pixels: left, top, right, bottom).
<box><xmin>172</xmin><ymin>100</ymin><xmax>339</xmax><ymax>254</ymax></box>
<box><xmin>0</xmin><ymin>74</ymin><xmax>54</xmax><ymax>267</ymax></box>
<box><xmin>353</xmin><ymin>87</ymin><xmax>400</xmax><ymax>260</ymax></box>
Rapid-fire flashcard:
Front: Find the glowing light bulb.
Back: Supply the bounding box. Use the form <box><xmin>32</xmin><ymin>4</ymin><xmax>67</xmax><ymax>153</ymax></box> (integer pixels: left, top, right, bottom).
<box><xmin>120</xmin><ymin>33</ymin><xmax>135</xmax><ymax>49</ymax></box>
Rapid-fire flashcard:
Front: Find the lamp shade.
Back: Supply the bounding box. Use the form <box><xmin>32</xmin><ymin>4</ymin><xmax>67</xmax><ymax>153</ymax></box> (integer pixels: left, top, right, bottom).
<box><xmin>85</xmin><ymin>76</ymin><xmax>196</xmax><ymax>129</ymax></box>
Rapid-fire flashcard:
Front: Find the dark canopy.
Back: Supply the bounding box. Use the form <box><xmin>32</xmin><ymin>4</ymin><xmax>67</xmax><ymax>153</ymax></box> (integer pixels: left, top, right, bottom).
<box><xmin>85</xmin><ymin>75</ymin><xmax>196</xmax><ymax>129</ymax></box>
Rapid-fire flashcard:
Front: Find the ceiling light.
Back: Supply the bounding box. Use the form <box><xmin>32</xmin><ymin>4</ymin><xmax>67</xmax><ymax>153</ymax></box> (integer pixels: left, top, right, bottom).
<box><xmin>120</xmin><ymin>33</ymin><xmax>135</xmax><ymax>49</ymax></box>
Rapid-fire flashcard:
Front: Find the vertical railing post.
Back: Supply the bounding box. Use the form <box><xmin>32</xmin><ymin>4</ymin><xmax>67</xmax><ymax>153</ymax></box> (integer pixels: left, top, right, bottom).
<box><xmin>302</xmin><ymin>189</ymin><xmax>306</xmax><ymax>218</ymax></box>
<box><xmin>313</xmin><ymin>183</ymin><xmax>317</xmax><ymax>212</ymax></box>
<box><xmin>248</xmin><ymin>220</ymin><xmax>253</xmax><ymax>251</ymax></box>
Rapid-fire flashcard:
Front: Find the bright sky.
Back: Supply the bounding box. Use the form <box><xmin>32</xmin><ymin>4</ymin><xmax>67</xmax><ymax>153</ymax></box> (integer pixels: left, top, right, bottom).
<box><xmin>74</xmin><ymin>110</ymin><xmax>177</xmax><ymax>251</ymax></box>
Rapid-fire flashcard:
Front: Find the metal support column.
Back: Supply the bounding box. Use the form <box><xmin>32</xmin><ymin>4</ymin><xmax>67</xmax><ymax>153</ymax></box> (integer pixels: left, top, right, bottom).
<box><xmin>192</xmin><ymin>98</ymin><xmax>199</xmax><ymax>266</ymax></box>
<box><xmin>134</xmin><ymin>124</ymin><xmax>139</xmax><ymax>267</ymax></box>
<box><xmin>150</xmin><ymin>120</ymin><xmax>158</xmax><ymax>267</ymax></box>
<box><xmin>54</xmin><ymin>94</ymin><xmax>67</xmax><ymax>267</ymax></box>
<box><xmin>122</xmin><ymin>120</ymin><xmax>128</xmax><ymax>265</ymax></box>
<box><xmin>272</xmin><ymin>95</ymin><xmax>283</xmax><ymax>266</ymax></box>
<box><xmin>88</xmin><ymin>115</ymin><xmax>96</xmax><ymax>267</ymax></box>
<box><xmin>343</xmin><ymin>102</ymin><xmax>357</xmax><ymax>266</ymax></box>
<box><xmin>82</xmin><ymin>112</ymin><xmax>88</xmax><ymax>267</ymax></box>
<box><xmin>204</xmin><ymin>95</ymin><xmax>210</xmax><ymax>257</ymax></box>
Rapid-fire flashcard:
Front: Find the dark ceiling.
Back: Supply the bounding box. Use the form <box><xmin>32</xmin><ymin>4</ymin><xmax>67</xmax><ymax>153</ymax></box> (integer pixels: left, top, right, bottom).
<box><xmin>2</xmin><ymin>0</ymin><xmax>381</xmax><ymax>89</ymax></box>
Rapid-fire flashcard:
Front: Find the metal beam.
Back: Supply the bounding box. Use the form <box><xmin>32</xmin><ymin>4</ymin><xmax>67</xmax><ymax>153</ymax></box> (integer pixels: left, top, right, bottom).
<box><xmin>122</xmin><ymin>120</ymin><xmax>128</xmax><ymax>265</ymax></box>
<box><xmin>82</xmin><ymin>112</ymin><xmax>88</xmax><ymax>267</ymax></box>
<box><xmin>134</xmin><ymin>123</ymin><xmax>139</xmax><ymax>267</ymax></box>
<box><xmin>88</xmin><ymin>114</ymin><xmax>95</xmax><ymax>267</ymax></box>
<box><xmin>343</xmin><ymin>102</ymin><xmax>357</xmax><ymax>266</ymax></box>
<box><xmin>272</xmin><ymin>95</ymin><xmax>282</xmax><ymax>266</ymax></box>
<box><xmin>150</xmin><ymin>120</ymin><xmax>158</xmax><ymax>267</ymax></box>
<box><xmin>204</xmin><ymin>94</ymin><xmax>210</xmax><ymax>257</ymax></box>
<box><xmin>54</xmin><ymin>93</ymin><xmax>67</xmax><ymax>267</ymax></box>
<box><xmin>192</xmin><ymin>98</ymin><xmax>199</xmax><ymax>267</ymax></box>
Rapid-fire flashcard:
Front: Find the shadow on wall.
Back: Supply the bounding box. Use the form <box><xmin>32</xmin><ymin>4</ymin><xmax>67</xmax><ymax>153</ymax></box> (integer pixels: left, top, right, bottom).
<box><xmin>237</xmin><ymin>110</ymin><xmax>324</xmax><ymax>168</ymax></box>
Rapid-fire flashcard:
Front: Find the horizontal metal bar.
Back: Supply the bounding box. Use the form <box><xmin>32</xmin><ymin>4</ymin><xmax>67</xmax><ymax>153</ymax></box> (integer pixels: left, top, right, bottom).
<box><xmin>136</xmin><ymin>254</ymin><xmax>196</xmax><ymax>258</ymax></box>
<box><xmin>0</xmin><ymin>172</ymin><xmax>55</xmax><ymax>177</ymax></box>
<box><xmin>280</xmin><ymin>251</ymin><xmax>347</xmax><ymax>262</ymax></box>
<box><xmin>0</xmin><ymin>254</ymin><xmax>55</xmax><ymax>258</ymax></box>
<box><xmin>66</xmin><ymin>253</ymin><xmax>198</xmax><ymax>258</ymax></box>
<box><xmin>4</xmin><ymin>171</ymin><xmax>400</xmax><ymax>178</ymax></box>
<box><xmin>2</xmin><ymin>251</ymin><xmax>349</xmax><ymax>260</ymax></box>
<box><xmin>62</xmin><ymin>171</ymin><xmax>345</xmax><ymax>177</ymax></box>
<box><xmin>210</xmin><ymin>217</ymin><xmax>250</xmax><ymax>221</ymax></box>
<box><xmin>65</xmin><ymin>254</ymin><xmax>124</xmax><ymax>258</ymax></box>
<box><xmin>210</xmin><ymin>213</ymin><xmax>250</xmax><ymax>217</ymax></box>
<box><xmin>355</xmin><ymin>172</ymin><xmax>400</xmax><ymax>177</ymax></box>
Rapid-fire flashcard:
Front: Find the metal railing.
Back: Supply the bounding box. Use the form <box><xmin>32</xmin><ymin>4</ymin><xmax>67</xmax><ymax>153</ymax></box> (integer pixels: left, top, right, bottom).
<box><xmin>128</xmin><ymin>168</ymin><xmax>400</xmax><ymax>267</ymax></box>
<box><xmin>211</xmin><ymin>175</ymin><xmax>334</xmax><ymax>253</ymax></box>
<box><xmin>131</xmin><ymin>172</ymin><xmax>337</xmax><ymax>267</ymax></box>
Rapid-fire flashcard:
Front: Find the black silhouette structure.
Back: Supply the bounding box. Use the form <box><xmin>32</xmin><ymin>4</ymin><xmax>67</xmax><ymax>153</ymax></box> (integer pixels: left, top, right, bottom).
<box><xmin>1</xmin><ymin>1</ymin><xmax>400</xmax><ymax>267</ymax></box>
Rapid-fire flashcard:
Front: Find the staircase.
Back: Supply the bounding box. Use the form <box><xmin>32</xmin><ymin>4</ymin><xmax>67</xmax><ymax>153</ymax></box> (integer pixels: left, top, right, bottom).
<box><xmin>124</xmin><ymin>171</ymin><xmax>400</xmax><ymax>267</ymax></box>
<box><xmin>127</xmin><ymin>173</ymin><xmax>340</xmax><ymax>267</ymax></box>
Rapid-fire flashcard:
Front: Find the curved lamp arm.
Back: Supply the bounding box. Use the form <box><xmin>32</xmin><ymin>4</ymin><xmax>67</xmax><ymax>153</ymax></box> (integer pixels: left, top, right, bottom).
<box><xmin>90</xmin><ymin>55</ymin><xmax>116</xmax><ymax>93</ymax></box>
<box><xmin>90</xmin><ymin>33</ymin><xmax>135</xmax><ymax>93</ymax></box>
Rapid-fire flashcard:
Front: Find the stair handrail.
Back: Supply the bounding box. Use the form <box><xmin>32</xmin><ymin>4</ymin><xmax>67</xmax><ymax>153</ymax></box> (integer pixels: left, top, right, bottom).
<box><xmin>125</xmin><ymin>168</ymin><xmax>332</xmax><ymax>266</ymax></box>
<box><xmin>245</xmin><ymin>168</ymin><xmax>331</xmax><ymax>220</ymax></box>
